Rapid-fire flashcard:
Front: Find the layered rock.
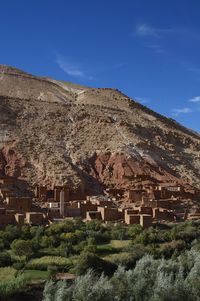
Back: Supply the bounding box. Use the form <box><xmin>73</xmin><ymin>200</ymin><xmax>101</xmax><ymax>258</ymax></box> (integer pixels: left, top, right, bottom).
<box><xmin>0</xmin><ymin>65</ymin><xmax>200</xmax><ymax>194</ymax></box>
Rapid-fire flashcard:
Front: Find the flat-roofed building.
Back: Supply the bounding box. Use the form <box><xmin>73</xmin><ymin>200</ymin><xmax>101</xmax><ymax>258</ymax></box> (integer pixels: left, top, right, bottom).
<box><xmin>5</xmin><ymin>197</ymin><xmax>32</xmax><ymax>212</ymax></box>
<box><xmin>126</xmin><ymin>214</ymin><xmax>140</xmax><ymax>225</ymax></box>
<box><xmin>97</xmin><ymin>206</ymin><xmax>122</xmax><ymax>222</ymax></box>
<box><xmin>140</xmin><ymin>214</ymin><xmax>152</xmax><ymax>228</ymax></box>
<box><xmin>86</xmin><ymin>211</ymin><xmax>102</xmax><ymax>221</ymax></box>
<box><xmin>26</xmin><ymin>212</ymin><xmax>44</xmax><ymax>225</ymax></box>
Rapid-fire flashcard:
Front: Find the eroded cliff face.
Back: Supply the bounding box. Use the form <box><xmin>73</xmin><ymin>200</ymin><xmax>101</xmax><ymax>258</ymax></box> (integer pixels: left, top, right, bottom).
<box><xmin>85</xmin><ymin>151</ymin><xmax>187</xmax><ymax>193</ymax></box>
<box><xmin>1</xmin><ymin>146</ymin><xmax>26</xmax><ymax>178</ymax></box>
<box><xmin>0</xmin><ymin>65</ymin><xmax>200</xmax><ymax>193</ymax></box>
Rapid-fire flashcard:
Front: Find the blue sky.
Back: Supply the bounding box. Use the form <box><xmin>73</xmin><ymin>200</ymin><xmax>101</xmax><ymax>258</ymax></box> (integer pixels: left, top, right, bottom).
<box><xmin>1</xmin><ymin>0</ymin><xmax>200</xmax><ymax>132</ymax></box>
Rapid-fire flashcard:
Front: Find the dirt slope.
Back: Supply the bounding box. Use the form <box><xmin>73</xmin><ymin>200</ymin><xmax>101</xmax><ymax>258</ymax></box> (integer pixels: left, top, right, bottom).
<box><xmin>0</xmin><ymin>65</ymin><xmax>200</xmax><ymax>194</ymax></box>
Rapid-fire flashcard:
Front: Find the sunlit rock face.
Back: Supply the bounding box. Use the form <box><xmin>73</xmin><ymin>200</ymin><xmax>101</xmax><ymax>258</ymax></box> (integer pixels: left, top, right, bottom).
<box><xmin>0</xmin><ymin>65</ymin><xmax>200</xmax><ymax>194</ymax></box>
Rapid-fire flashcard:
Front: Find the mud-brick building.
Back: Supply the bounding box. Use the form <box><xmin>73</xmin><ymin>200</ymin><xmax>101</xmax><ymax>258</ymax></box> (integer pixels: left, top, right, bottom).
<box><xmin>5</xmin><ymin>197</ymin><xmax>32</xmax><ymax>212</ymax></box>
<box><xmin>128</xmin><ymin>189</ymin><xmax>145</xmax><ymax>203</ymax></box>
<box><xmin>125</xmin><ymin>214</ymin><xmax>140</xmax><ymax>225</ymax></box>
<box><xmin>97</xmin><ymin>206</ymin><xmax>122</xmax><ymax>221</ymax></box>
<box><xmin>86</xmin><ymin>211</ymin><xmax>102</xmax><ymax>221</ymax></box>
<box><xmin>25</xmin><ymin>212</ymin><xmax>45</xmax><ymax>225</ymax></box>
<box><xmin>140</xmin><ymin>214</ymin><xmax>152</xmax><ymax>228</ymax></box>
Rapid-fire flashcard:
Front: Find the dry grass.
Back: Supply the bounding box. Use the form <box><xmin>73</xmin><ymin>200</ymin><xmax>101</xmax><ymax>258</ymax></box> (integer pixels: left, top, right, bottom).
<box><xmin>0</xmin><ymin>267</ymin><xmax>16</xmax><ymax>281</ymax></box>
<box><xmin>110</xmin><ymin>240</ymin><xmax>131</xmax><ymax>249</ymax></box>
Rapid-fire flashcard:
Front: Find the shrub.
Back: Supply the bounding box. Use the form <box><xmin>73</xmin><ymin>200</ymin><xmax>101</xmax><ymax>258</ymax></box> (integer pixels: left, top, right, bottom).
<box><xmin>73</xmin><ymin>270</ymin><xmax>113</xmax><ymax>301</ymax></box>
<box><xmin>43</xmin><ymin>280</ymin><xmax>72</xmax><ymax>301</ymax></box>
<box><xmin>0</xmin><ymin>274</ymin><xmax>30</xmax><ymax>298</ymax></box>
<box><xmin>110</xmin><ymin>224</ymin><xmax>128</xmax><ymax>240</ymax></box>
<box><xmin>108</xmin><ymin>251</ymin><xmax>144</xmax><ymax>269</ymax></box>
<box><xmin>74</xmin><ymin>252</ymin><xmax>117</xmax><ymax>276</ymax></box>
<box><xmin>159</xmin><ymin>240</ymin><xmax>186</xmax><ymax>259</ymax></box>
<box><xmin>127</xmin><ymin>224</ymin><xmax>143</xmax><ymax>239</ymax></box>
<box><xmin>43</xmin><ymin>270</ymin><xmax>113</xmax><ymax>301</ymax></box>
<box><xmin>11</xmin><ymin>239</ymin><xmax>33</xmax><ymax>259</ymax></box>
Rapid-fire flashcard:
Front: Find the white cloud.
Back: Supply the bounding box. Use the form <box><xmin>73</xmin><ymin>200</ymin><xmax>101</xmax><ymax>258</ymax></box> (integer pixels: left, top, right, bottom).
<box><xmin>188</xmin><ymin>96</ymin><xmax>200</xmax><ymax>102</ymax></box>
<box><xmin>134</xmin><ymin>24</ymin><xmax>172</xmax><ymax>54</ymax></box>
<box><xmin>135</xmin><ymin>24</ymin><xmax>200</xmax><ymax>44</ymax></box>
<box><xmin>56</xmin><ymin>55</ymin><xmax>92</xmax><ymax>79</ymax></box>
<box><xmin>135</xmin><ymin>24</ymin><xmax>160</xmax><ymax>38</ymax></box>
<box><xmin>135</xmin><ymin>24</ymin><xmax>175</xmax><ymax>38</ymax></box>
<box><xmin>172</xmin><ymin>107</ymin><xmax>192</xmax><ymax>116</ymax></box>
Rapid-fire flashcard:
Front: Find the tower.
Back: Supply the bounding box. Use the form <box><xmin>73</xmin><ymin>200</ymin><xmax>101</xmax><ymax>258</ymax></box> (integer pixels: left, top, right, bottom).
<box><xmin>60</xmin><ymin>189</ymin><xmax>65</xmax><ymax>217</ymax></box>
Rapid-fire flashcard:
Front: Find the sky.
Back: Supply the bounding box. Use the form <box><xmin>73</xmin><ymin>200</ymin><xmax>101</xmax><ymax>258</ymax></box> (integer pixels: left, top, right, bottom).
<box><xmin>1</xmin><ymin>0</ymin><xmax>200</xmax><ymax>132</ymax></box>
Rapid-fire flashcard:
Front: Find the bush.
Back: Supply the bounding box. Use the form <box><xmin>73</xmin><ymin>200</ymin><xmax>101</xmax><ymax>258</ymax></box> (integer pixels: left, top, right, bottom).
<box><xmin>86</xmin><ymin>230</ymin><xmax>110</xmax><ymax>244</ymax></box>
<box><xmin>106</xmin><ymin>252</ymin><xmax>135</xmax><ymax>269</ymax></box>
<box><xmin>110</xmin><ymin>224</ymin><xmax>128</xmax><ymax>240</ymax></box>
<box><xmin>43</xmin><ymin>270</ymin><xmax>113</xmax><ymax>301</ymax></box>
<box><xmin>127</xmin><ymin>224</ymin><xmax>143</xmax><ymax>239</ymax></box>
<box><xmin>0</xmin><ymin>274</ymin><xmax>30</xmax><ymax>298</ymax></box>
<box><xmin>11</xmin><ymin>239</ymin><xmax>33</xmax><ymax>259</ymax></box>
<box><xmin>159</xmin><ymin>240</ymin><xmax>186</xmax><ymax>259</ymax></box>
<box><xmin>108</xmin><ymin>246</ymin><xmax>145</xmax><ymax>269</ymax></box>
<box><xmin>74</xmin><ymin>252</ymin><xmax>117</xmax><ymax>276</ymax></box>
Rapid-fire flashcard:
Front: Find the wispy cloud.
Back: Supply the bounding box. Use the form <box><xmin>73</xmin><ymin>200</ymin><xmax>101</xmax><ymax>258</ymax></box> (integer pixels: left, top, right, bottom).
<box><xmin>188</xmin><ymin>96</ymin><xmax>200</xmax><ymax>102</ymax></box>
<box><xmin>135</xmin><ymin>24</ymin><xmax>198</xmax><ymax>39</ymax></box>
<box><xmin>134</xmin><ymin>24</ymin><xmax>172</xmax><ymax>54</ymax></box>
<box><xmin>171</xmin><ymin>96</ymin><xmax>200</xmax><ymax>117</ymax></box>
<box><xmin>135</xmin><ymin>24</ymin><xmax>174</xmax><ymax>38</ymax></box>
<box><xmin>134</xmin><ymin>24</ymin><xmax>200</xmax><ymax>56</ymax></box>
<box><xmin>172</xmin><ymin>107</ymin><xmax>192</xmax><ymax>116</ymax></box>
<box><xmin>135</xmin><ymin>24</ymin><xmax>160</xmax><ymax>38</ymax></box>
<box><xmin>56</xmin><ymin>55</ymin><xmax>93</xmax><ymax>80</ymax></box>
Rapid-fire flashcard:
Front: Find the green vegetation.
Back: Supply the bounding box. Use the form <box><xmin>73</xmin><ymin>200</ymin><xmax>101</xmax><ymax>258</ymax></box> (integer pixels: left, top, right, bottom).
<box><xmin>0</xmin><ymin>273</ymin><xmax>30</xmax><ymax>298</ymax></box>
<box><xmin>0</xmin><ymin>267</ymin><xmax>16</xmax><ymax>281</ymax></box>
<box><xmin>43</xmin><ymin>251</ymin><xmax>200</xmax><ymax>301</ymax></box>
<box><xmin>2</xmin><ymin>219</ymin><xmax>200</xmax><ymax>298</ymax></box>
<box><xmin>23</xmin><ymin>269</ymin><xmax>49</xmax><ymax>282</ymax></box>
<box><xmin>28</xmin><ymin>256</ymin><xmax>73</xmax><ymax>271</ymax></box>
<box><xmin>110</xmin><ymin>239</ymin><xmax>131</xmax><ymax>249</ymax></box>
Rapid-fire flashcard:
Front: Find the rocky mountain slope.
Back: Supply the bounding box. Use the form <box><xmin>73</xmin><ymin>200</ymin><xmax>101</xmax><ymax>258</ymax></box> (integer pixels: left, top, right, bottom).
<box><xmin>0</xmin><ymin>65</ymin><xmax>200</xmax><ymax>194</ymax></box>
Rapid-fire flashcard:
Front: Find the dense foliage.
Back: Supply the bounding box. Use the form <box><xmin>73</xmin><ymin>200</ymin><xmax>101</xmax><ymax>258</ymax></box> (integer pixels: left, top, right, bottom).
<box><xmin>43</xmin><ymin>250</ymin><xmax>200</xmax><ymax>301</ymax></box>
<box><xmin>1</xmin><ymin>219</ymin><xmax>200</xmax><ymax>298</ymax></box>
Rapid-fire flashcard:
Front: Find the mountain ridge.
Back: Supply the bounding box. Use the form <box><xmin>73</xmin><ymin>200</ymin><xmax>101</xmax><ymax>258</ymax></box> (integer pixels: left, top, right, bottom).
<box><xmin>0</xmin><ymin>65</ymin><xmax>200</xmax><ymax>194</ymax></box>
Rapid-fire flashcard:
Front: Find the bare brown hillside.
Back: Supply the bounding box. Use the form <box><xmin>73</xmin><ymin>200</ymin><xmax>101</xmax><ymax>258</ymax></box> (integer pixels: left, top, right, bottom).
<box><xmin>0</xmin><ymin>65</ymin><xmax>200</xmax><ymax>194</ymax></box>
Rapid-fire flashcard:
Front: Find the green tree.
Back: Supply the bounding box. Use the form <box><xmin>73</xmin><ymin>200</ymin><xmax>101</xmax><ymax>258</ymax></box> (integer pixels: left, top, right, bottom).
<box><xmin>11</xmin><ymin>239</ymin><xmax>33</xmax><ymax>260</ymax></box>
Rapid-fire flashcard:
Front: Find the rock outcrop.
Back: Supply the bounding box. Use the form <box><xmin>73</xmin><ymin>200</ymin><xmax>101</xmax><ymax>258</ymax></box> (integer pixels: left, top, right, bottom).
<box><xmin>0</xmin><ymin>65</ymin><xmax>200</xmax><ymax>194</ymax></box>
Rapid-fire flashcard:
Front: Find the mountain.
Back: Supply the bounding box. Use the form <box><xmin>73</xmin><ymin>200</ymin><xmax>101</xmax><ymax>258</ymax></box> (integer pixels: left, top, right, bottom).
<box><xmin>0</xmin><ymin>65</ymin><xmax>200</xmax><ymax>195</ymax></box>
